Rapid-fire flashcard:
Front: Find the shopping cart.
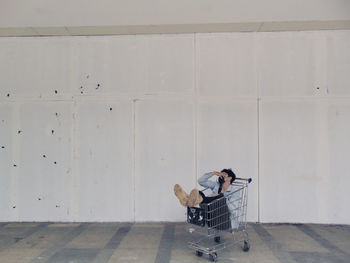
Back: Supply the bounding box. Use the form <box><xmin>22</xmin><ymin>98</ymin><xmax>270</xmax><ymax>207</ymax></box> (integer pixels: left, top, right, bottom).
<box><xmin>186</xmin><ymin>178</ymin><xmax>252</xmax><ymax>262</ymax></box>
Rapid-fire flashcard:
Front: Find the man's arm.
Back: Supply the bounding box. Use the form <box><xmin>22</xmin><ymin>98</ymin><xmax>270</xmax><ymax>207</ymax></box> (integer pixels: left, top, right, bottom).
<box><xmin>198</xmin><ymin>172</ymin><xmax>218</xmax><ymax>190</ymax></box>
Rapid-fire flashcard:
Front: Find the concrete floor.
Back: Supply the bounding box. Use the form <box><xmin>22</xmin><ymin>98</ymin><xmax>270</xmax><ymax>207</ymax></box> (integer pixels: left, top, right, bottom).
<box><xmin>0</xmin><ymin>222</ymin><xmax>349</xmax><ymax>263</ymax></box>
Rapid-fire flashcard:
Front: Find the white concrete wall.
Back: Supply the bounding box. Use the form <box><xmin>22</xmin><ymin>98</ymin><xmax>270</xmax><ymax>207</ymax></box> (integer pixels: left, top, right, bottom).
<box><xmin>0</xmin><ymin>31</ymin><xmax>349</xmax><ymax>224</ymax></box>
<box><xmin>1</xmin><ymin>0</ymin><xmax>350</xmax><ymax>27</ymax></box>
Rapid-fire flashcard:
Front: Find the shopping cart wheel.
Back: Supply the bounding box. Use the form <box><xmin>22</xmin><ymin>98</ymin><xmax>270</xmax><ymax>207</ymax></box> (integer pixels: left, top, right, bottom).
<box><xmin>209</xmin><ymin>252</ymin><xmax>218</xmax><ymax>262</ymax></box>
<box><xmin>243</xmin><ymin>240</ymin><xmax>250</xmax><ymax>252</ymax></box>
<box><xmin>214</xmin><ymin>236</ymin><xmax>221</xmax><ymax>243</ymax></box>
<box><xmin>196</xmin><ymin>251</ymin><xmax>203</xmax><ymax>257</ymax></box>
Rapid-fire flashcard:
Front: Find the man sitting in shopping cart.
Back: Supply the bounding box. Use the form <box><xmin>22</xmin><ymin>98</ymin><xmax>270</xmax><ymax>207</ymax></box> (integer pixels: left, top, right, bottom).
<box><xmin>174</xmin><ymin>169</ymin><xmax>241</xmax><ymax>229</ymax></box>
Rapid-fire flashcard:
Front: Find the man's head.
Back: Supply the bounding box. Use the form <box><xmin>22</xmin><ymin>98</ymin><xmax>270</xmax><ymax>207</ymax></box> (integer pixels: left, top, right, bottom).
<box><xmin>221</xmin><ymin>169</ymin><xmax>236</xmax><ymax>184</ymax></box>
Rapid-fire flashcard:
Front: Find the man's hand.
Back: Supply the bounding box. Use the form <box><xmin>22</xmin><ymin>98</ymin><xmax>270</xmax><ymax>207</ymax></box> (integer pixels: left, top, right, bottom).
<box><xmin>212</xmin><ymin>171</ymin><xmax>226</xmax><ymax>177</ymax></box>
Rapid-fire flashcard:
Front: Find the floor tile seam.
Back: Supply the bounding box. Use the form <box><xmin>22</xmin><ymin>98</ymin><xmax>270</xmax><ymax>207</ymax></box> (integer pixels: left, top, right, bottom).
<box><xmin>154</xmin><ymin>224</ymin><xmax>175</xmax><ymax>263</ymax></box>
<box><xmin>46</xmin><ymin>248</ymin><xmax>101</xmax><ymax>263</ymax></box>
<box><xmin>252</xmin><ymin>224</ymin><xmax>297</xmax><ymax>263</ymax></box>
<box><xmin>23</xmin><ymin>223</ymin><xmax>50</xmax><ymax>235</ymax></box>
<box><xmin>289</xmin><ymin>250</ymin><xmax>347</xmax><ymax>263</ymax></box>
<box><xmin>90</xmin><ymin>249</ymin><xmax>115</xmax><ymax>263</ymax></box>
<box><xmin>103</xmin><ymin>224</ymin><xmax>133</xmax><ymax>249</ymax></box>
<box><xmin>0</xmin><ymin>223</ymin><xmax>49</xmax><ymax>252</ymax></box>
<box><xmin>0</xmin><ymin>236</ymin><xmax>18</xmax><ymax>252</ymax></box>
<box><xmin>88</xmin><ymin>224</ymin><xmax>133</xmax><ymax>263</ymax></box>
<box><xmin>296</xmin><ymin>225</ymin><xmax>350</xmax><ymax>254</ymax></box>
<box><xmin>296</xmin><ymin>225</ymin><xmax>350</xmax><ymax>261</ymax></box>
<box><xmin>28</xmin><ymin>223</ymin><xmax>91</xmax><ymax>263</ymax></box>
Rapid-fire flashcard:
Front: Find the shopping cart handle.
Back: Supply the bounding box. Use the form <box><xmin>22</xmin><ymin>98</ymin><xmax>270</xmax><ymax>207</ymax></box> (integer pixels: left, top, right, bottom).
<box><xmin>236</xmin><ymin>177</ymin><xmax>252</xmax><ymax>183</ymax></box>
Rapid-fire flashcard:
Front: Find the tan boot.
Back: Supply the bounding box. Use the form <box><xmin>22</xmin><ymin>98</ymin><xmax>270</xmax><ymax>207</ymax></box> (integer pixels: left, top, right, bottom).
<box><xmin>187</xmin><ymin>189</ymin><xmax>203</xmax><ymax>207</ymax></box>
<box><xmin>174</xmin><ymin>184</ymin><xmax>188</xmax><ymax>206</ymax></box>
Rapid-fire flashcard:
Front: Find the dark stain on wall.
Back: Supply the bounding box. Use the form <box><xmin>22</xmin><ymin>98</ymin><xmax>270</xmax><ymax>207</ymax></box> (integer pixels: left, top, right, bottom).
<box><xmin>1</xmin><ymin>88</ymin><xmax>117</xmax><ymax>219</ymax></box>
<box><xmin>14</xmin><ymin>237</ymin><xmax>23</xmax><ymax>243</ymax></box>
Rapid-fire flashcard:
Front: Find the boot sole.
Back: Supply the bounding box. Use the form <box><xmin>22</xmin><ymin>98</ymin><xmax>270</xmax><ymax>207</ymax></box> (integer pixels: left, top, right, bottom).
<box><xmin>174</xmin><ymin>184</ymin><xmax>187</xmax><ymax>206</ymax></box>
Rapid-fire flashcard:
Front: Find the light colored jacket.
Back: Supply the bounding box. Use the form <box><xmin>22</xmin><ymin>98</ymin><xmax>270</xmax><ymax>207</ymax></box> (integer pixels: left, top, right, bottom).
<box><xmin>198</xmin><ymin>172</ymin><xmax>235</xmax><ymax>197</ymax></box>
<box><xmin>198</xmin><ymin>172</ymin><xmax>240</xmax><ymax>229</ymax></box>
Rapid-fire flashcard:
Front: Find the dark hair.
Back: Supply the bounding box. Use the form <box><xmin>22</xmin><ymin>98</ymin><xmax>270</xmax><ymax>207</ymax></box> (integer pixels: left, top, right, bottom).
<box><xmin>221</xmin><ymin>168</ymin><xmax>236</xmax><ymax>184</ymax></box>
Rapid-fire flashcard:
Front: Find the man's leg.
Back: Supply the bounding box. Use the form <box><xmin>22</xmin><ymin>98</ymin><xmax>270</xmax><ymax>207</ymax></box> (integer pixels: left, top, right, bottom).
<box><xmin>199</xmin><ymin>191</ymin><xmax>224</xmax><ymax>204</ymax></box>
<box><xmin>188</xmin><ymin>189</ymin><xmax>204</xmax><ymax>207</ymax></box>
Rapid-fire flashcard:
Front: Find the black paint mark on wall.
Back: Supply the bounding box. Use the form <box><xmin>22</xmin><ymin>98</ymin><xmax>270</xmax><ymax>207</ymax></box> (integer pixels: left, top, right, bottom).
<box><xmin>1</xmin><ymin>146</ymin><xmax>4</xmax><ymax>149</ymax></box>
<box><xmin>17</xmin><ymin>130</ymin><xmax>22</xmax><ymax>134</ymax></box>
<box><xmin>54</xmin><ymin>90</ymin><xmax>58</xmax><ymax>94</ymax></box>
<box><xmin>43</xmin><ymin>155</ymin><xmax>47</xmax><ymax>158</ymax></box>
<box><xmin>12</xmin><ymin>206</ymin><xmax>16</xmax><ymax>209</ymax></box>
<box><xmin>96</xmin><ymin>84</ymin><xmax>100</xmax><ymax>89</ymax></box>
<box><xmin>13</xmin><ymin>164</ymin><xmax>17</xmax><ymax>167</ymax></box>
<box><xmin>56</xmin><ymin>205</ymin><xmax>60</xmax><ymax>208</ymax></box>
<box><xmin>38</xmin><ymin>197</ymin><xmax>41</xmax><ymax>201</ymax></box>
<box><xmin>51</xmin><ymin>130</ymin><xmax>55</xmax><ymax>135</ymax></box>
<box><xmin>54</xmin><ymin>161</ymin><xmax>57</xmax><ymax>164</ymax></box>
<box><xmin>109</xmin><ymin>107</ymin><xmax>113</xmax><ymax>111</ymax></box>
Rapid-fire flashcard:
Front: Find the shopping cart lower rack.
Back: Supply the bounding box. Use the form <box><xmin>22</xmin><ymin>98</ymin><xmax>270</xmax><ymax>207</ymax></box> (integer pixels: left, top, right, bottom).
<box><xmin>186</xmin><ymin>178</ymin><xmax>251</xmax><ymax>262</ymax></box>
